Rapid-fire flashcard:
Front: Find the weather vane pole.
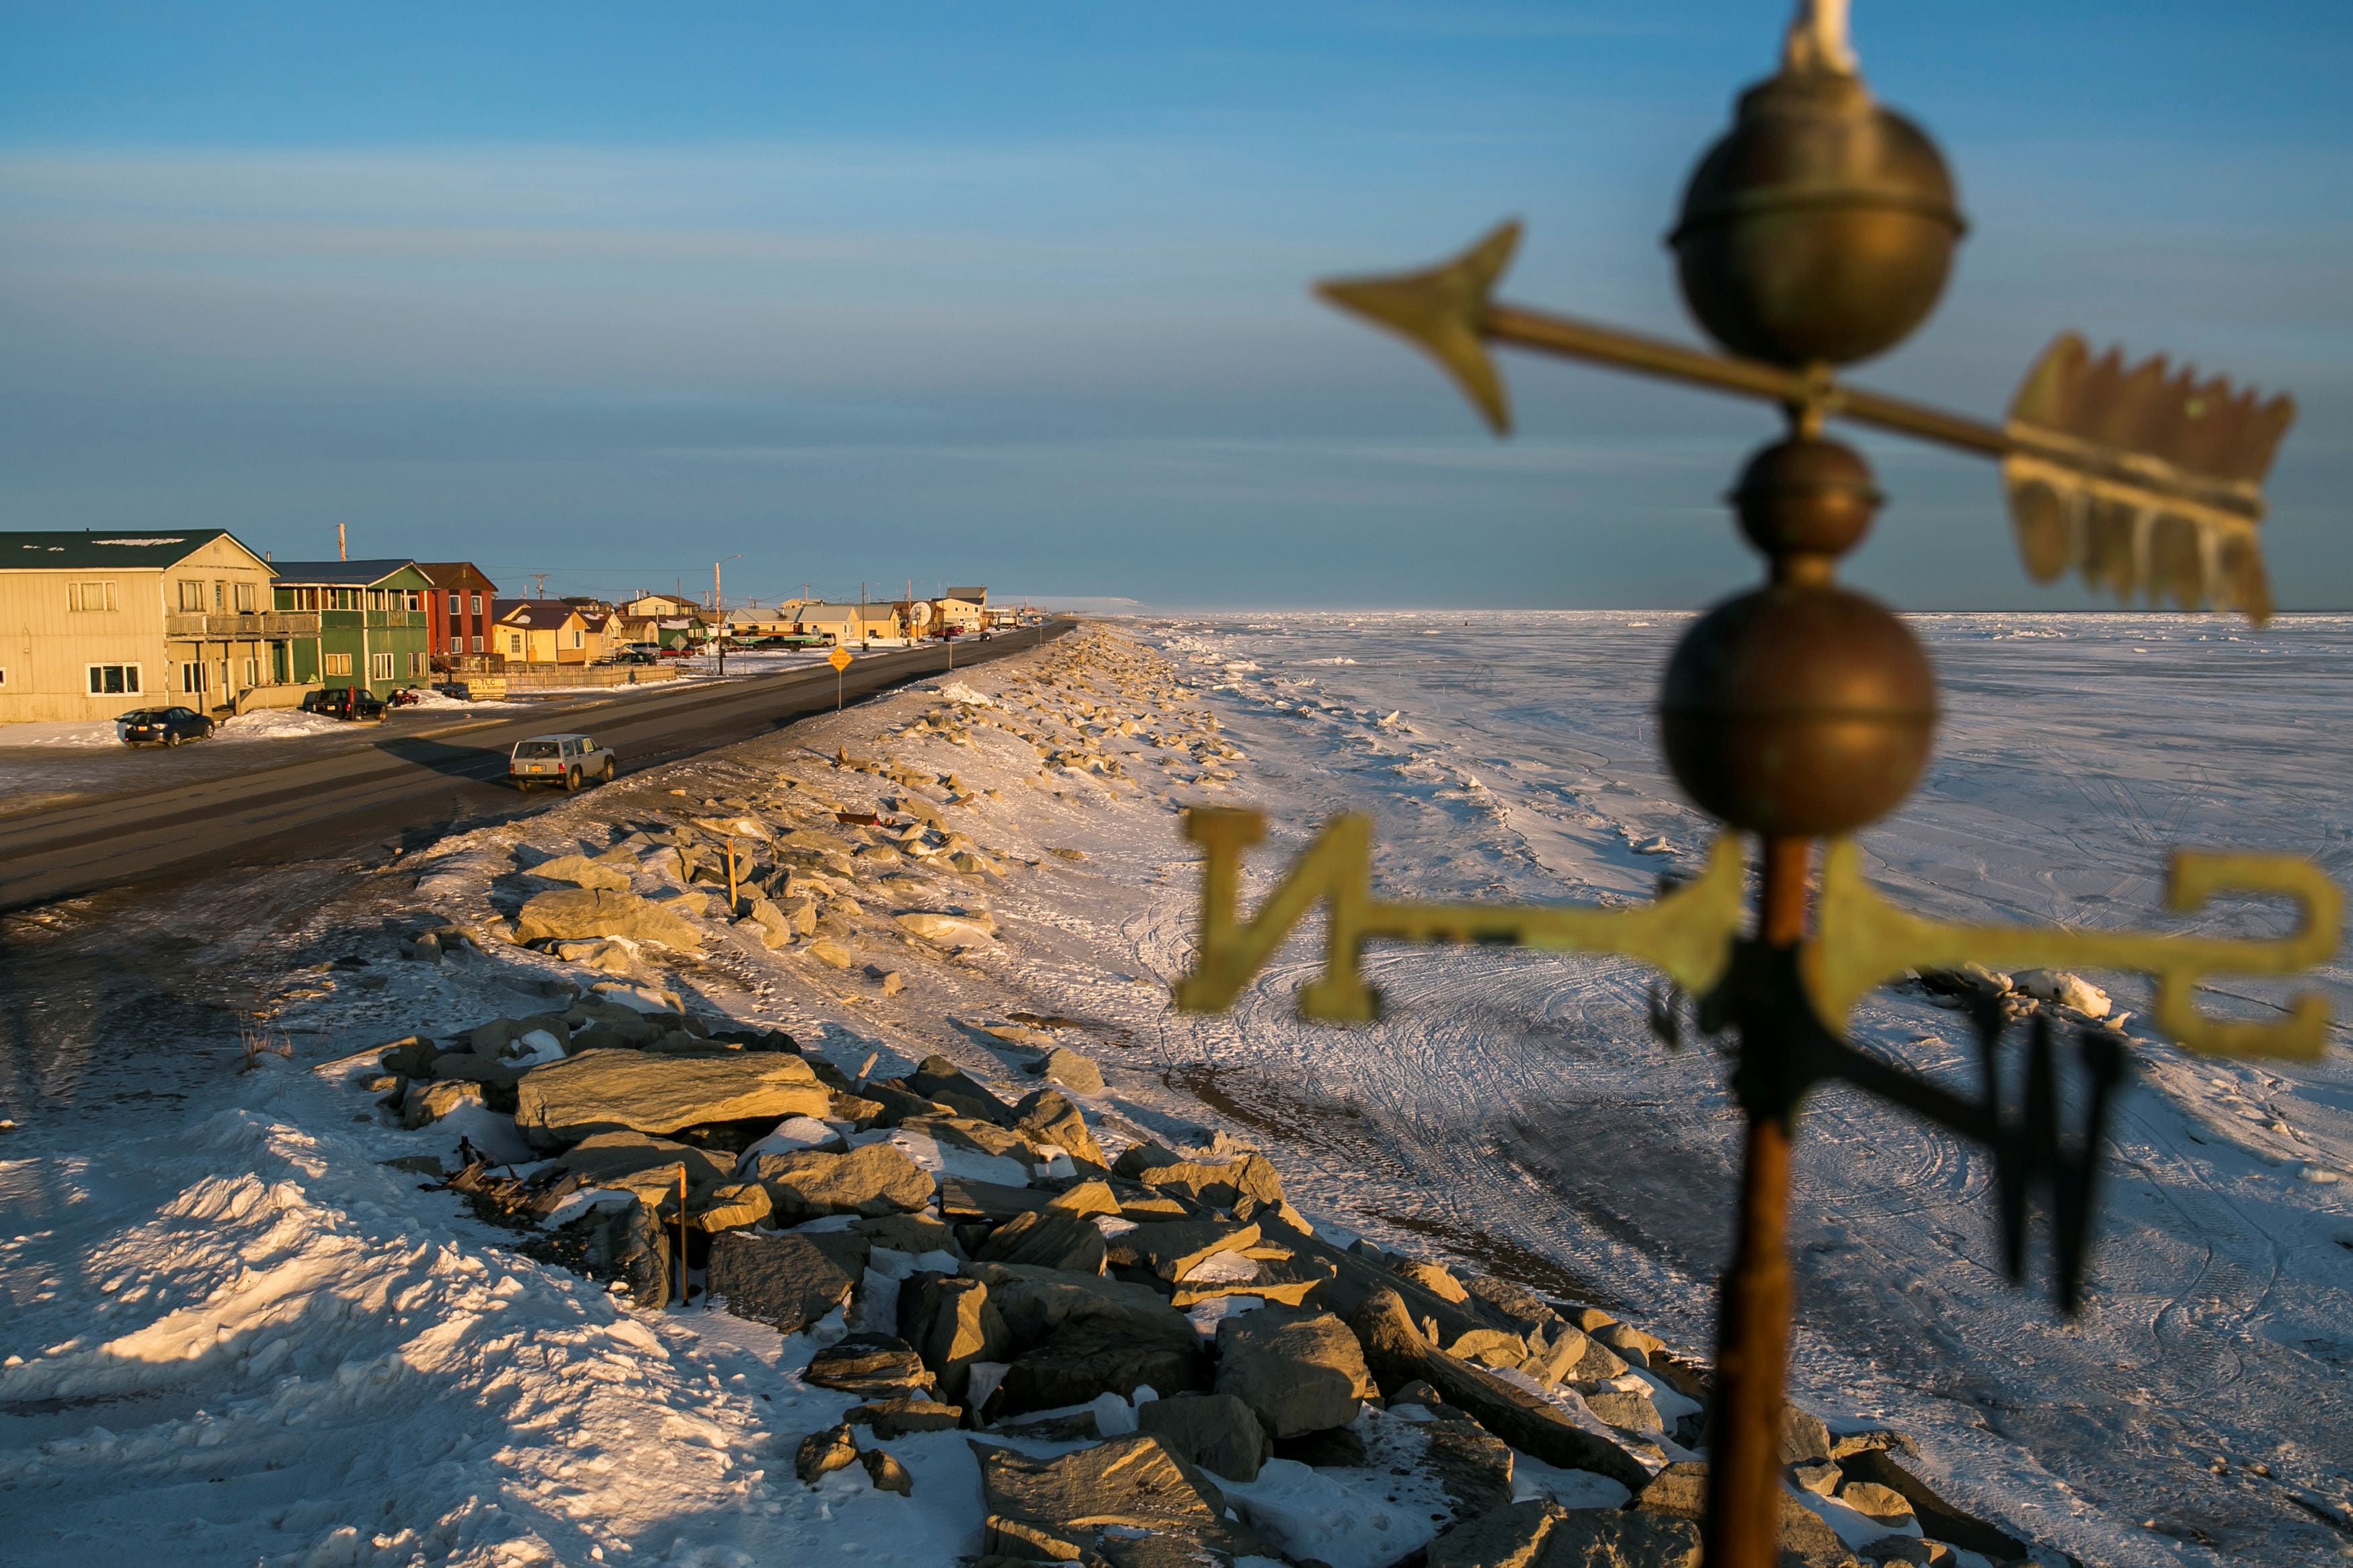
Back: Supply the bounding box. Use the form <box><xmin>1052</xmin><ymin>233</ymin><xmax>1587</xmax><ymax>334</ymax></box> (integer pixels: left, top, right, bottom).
<box><xmin>1174</xmin><ymin>5</ymin><xmax>2334</xmax><ymax>1564</ymax></box>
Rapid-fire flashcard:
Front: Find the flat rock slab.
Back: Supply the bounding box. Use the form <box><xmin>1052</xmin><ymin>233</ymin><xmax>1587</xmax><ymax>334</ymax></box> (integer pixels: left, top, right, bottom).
<box><xmin>516</xmin><ymin>1049</ymin><xmax>830</xmax><ymax>1146</ymax></box>
<box><xmin>1214</xmin><ymin>1307</ymin><xmax>1375</xmax><ymax>1438</ymax></box>
<box><xmin>554</xmin><ymin>1129</ymin><xmax>729</xmax><ymax>1196</ymax></box>
<box><xmin>973</xmin><ymin>1432</ymin><xmax>1264</xmax><ymax>1565</ymax></box>
<box><xmin>708</xmin><ymin>1231</ymin><xmax>859</xmax><ymax>1336</ymax></box>
<box><xmin>846</xmin><ymin>1396</ymin><xmax>965</xmax><ymax>1438</ymax></box>
<box><xmin>514</xmin><ymin>888</ymin><xmax>704</xmax><ymax>950</ymax></box>
<box><xmin>805</xmin><ymin>1334</ymin><xmax>935</xmax><ymax>1399</ymax></box>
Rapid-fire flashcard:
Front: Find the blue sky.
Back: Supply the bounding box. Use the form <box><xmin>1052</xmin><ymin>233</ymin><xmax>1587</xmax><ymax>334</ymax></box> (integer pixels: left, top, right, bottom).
<box><xmin>2</xmin><ymin>1</ymin><xmax>2348</xmax><ymax>609</ymax></box>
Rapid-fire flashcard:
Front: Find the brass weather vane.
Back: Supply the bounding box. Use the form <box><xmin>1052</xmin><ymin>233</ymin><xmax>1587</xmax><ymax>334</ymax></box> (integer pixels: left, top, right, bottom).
<box><xmin>1172</xmin><ymin>4</ymin><xmax>2337</xmax><ymax>1565</ymax></box>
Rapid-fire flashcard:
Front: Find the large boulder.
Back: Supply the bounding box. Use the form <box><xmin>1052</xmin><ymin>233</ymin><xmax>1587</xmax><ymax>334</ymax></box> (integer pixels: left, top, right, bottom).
<box><xmin>1350</xmin><ymin>1287</ymin><xmax>1651</xmax><ymax>1493</ymax></box>
<box><xmin>1114</xmin><ymin>1142</ymin><xmax>1283</xmax><ymax>1209</ymax></box>
<box><xmin>1113</xmin><ymin>1219</ymin><xmax>1261</xmax><ymax>1282</ymax></box>
<box><xmin>750</xmin><ymin>1143</ymin><xmax>934</xmax><ymax>1221</ymax></box>
<box><xmin>1635</xmin><ymin>1462</ymin><xmax>1855</xmax><ymax>1567</ymax></box>
<box><xmin>975</xmin><ymin>1209</ymin><xmax>1109</xmax><ymax>1273</ymax></box>
<box><xmin>906</xmin><ymin>1055</ymin><xmax>1015</xmax><ymax>1124</ymax></box>
<box><xmin>513</xmin><ymin>888</ymin><xmax>704</xmax><ymax>950</ymax></box>
<box><xmin>964</xmin><ymin>1261</ymin><xmax>1199</xmax><ymax>1352</ymax></box>
<box><xmin>1421</xmin><ymin>1413</ymin><xmax>1516</xmax><ymax>1517</ymax></box>
<box><xmin>996</xmin><ymin>1321</ymin><xmax>1205</xmax><ymax>1416</ymax></box>
<box><xmin>707</xmin><ymin>1231</ymin><xmax>859</xmax><ymax>1335</ymax></box>
<box><xmin>804</xmin><ymin>1334</ymin><xmax>934</xmax><ymax>1399</ymax></box>
<box><xmin>973</xmin><ymin>1433</ymin><xmax>1265</xmax><ymax>1566</ymax></box>
<box><xmin>1135</xmin><ymin>1391</ymin><xmax>1271</xmax><ymax>1483</ymax></box>
<box><xmin>1425</xmin><ymin>1499</ymin><xmax>1703</xmax><ymax>1568</ymax></box>
<box><xmin>1214</xmin><ymin>1307</ymin><xmax>1375</xmax><ymax>1438</ymax></box>
<box><xmin>1032</xmin><ymin>1046</ymin><xmax>1104</xmax><ymax>1096</ymax></box>
<box><xmin>553</xmin><ymin>1129</ymin><xmax>729</xmax><ymax>1207</ymax></box>
<box><xmin>1013</xmin><ymin>1087</ymin><xmax>1108</xmax><ymax>1169</ymax></box>
<box><xmin>516</xmin><ymin>1050</ymin><xmax>830</xmax><ymax>1146</ymax></box>
<box><xmin>902</xmin><ymin>1275</ymin><xmax>1012</xmax><ymax>1403</ymax></box>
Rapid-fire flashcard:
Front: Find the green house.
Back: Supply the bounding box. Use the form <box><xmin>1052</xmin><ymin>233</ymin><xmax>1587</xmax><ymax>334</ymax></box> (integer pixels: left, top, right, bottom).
<box><xmin>270</xmin><ymin>559</ymin><xmax>436</xmax><ymax>697</ymax></box>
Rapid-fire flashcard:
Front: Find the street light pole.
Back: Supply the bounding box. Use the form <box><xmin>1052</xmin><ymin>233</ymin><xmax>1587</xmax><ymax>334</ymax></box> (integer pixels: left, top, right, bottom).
<box><xmin>713</xmin><ymin>554</ymin><xmax>743</xmax><ymax>677</ymax></box>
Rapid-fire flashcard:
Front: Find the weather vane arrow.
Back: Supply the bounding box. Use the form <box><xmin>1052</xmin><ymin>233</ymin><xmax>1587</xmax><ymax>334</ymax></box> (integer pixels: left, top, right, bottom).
<box><xmin>1169</xmin><ymin>4</ymin><xmax>2337</xmax><ymax>1564</ymax></box>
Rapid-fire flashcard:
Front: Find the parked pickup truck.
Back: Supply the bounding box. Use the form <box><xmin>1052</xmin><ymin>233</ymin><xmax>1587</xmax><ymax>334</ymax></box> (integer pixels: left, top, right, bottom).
<box><xmin>509</xmin><ymin>733</ymin><xmax>616</xmax><ymax>792</ymax></box>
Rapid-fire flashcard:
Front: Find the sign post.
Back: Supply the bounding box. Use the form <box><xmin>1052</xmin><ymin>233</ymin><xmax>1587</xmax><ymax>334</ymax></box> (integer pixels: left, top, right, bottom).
<box><xmin>827</xmin><ymin>644</ymin><xmax>852</xmax><ymax>710</ymax></box>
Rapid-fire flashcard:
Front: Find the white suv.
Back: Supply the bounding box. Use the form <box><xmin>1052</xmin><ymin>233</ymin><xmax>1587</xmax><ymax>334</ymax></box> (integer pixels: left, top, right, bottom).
<box><xmin>509</xmin><ymin>733</ymin><xmax>616</xmax><ymax>792</ymax></box>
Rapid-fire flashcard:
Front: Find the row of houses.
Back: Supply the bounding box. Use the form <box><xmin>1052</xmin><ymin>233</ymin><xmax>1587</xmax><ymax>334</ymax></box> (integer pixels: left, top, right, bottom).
<box><xmin>0</xmin><ymin>529</ymin><xmax>1002</xmax><ymax>726</ymax></box>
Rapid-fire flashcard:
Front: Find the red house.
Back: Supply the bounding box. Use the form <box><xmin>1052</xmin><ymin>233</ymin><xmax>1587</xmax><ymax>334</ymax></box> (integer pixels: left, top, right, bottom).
<box><xmin>416</xmin><ymin>563</ymin><xmax>500</xmax><ymax>665</ymax></box>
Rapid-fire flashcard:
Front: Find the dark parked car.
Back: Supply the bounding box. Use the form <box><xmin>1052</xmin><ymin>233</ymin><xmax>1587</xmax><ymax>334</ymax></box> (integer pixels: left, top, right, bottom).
<box><xmin>302</xmin><ymin>686</ymin><xmax>387</xmax><ymax>722</ymax></box>
<box><xmin>612</xmin><ymin>647</ymin><xmax>658</xmax><ymax>665</ymax></box>
<box><xmin>118</xmin><ymin>706</ymin><xmax>214</xmax><ymax>747</ymax></box>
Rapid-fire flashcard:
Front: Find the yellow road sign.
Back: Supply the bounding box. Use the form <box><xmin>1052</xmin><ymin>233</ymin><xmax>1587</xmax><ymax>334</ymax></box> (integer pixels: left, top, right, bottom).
<box><xmin>827</xmin><ymin>647</ymin><xmax>852</xmax><ymax>672</ymax></box>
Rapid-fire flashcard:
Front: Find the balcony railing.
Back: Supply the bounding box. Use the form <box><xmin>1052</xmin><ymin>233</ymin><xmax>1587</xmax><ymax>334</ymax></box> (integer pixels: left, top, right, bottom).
<box><xmin>166</xmin><ymin>612</ymin><xmax>323</xmax><ymax>638</ymax></box>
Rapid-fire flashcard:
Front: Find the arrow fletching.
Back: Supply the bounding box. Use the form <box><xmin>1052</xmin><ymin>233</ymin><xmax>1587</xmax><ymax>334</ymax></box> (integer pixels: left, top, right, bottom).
<box><xmin>2003</xmin><ymin>334</ymin><xmax>2294</xmax><ymax>623</ymax></box>
<box><xmin>1316</xmin><ymin>220</ymin><xmax>1521</xmax><ymax>434</ymax></box>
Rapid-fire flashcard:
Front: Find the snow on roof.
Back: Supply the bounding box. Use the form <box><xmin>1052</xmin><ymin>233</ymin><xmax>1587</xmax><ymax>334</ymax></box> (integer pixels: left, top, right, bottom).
<box><xmin>0</xmin><ymin>528</ymin><xmax>237</xmax><ymax>570</ymax></box>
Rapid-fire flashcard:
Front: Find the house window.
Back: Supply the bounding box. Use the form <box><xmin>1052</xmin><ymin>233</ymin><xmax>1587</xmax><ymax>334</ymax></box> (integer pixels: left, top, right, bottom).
<box><xmin>509</xmin><ymin>633</ymin><xmax>524</xmax><ymax>654</ymax></box>
<box><xmin>470</xmin><ymin>593</ymin><xmax>483</xmax><ymax>616</ymax></box>
<box><xmin>408</xmin><ymin>651</ymin><xmax>427</xmax><ymax>675</ymax></box>
<box><xmin>369</xmin><ymin>651</ymin><xmax>395</xmax><ymax>682</ymax></box>
<box><xmin>214</xmin><ymin>581</ymin><xmax>226</xmax><ymax>610</ymax></box>
<box><xmin>234</xmin><ymin>581</ymin><xmax>257</xmax><ymax>612</ymax></box>
<box><xmin>571</xmin><ymin>628</ymin><xmax>584</xmax><ymax>649</ymax></box>
<box><xmin>405</xmin><ymin>591</ymin><xmax>422</xmax><ymax>612</ymax></box>
<box><xmin>0</xmin><ymin>667</ymin><xmax>7</xmax><ymax>688</ymax></box>
<box><xmin>242</xmin><ymin>657</ymin><xmax>260</xmax><ymax>687</ymax></box>
<box><xmin>180</xmin><ymin>662</ymin><xmax>205</xmax><ymax>692</ymax></box>
<box><xmin>69</xmin><ymin>581</ymin><xmax>119</xmax><ymax>612</ymax></box>
<box><xmin>450</xmin><ymin>633</ymin><xmax>465</xmax><ymax>652</ymax></box>
<box><xmin>471</xmin><ymin>635</ymin><xmax>483</xmax><ymax>653</ymax></box>
<box><xmin>448</xmin><ymin>592</ymin><xmax>461</xmax><ymax>616</ymax></box>
<box><xmin>87</xmin><ymin>663</ymin><xmax>141</xmax><ymax>694</ymax></box>
<box><xmin>324</xmin><ymin>652</ymin><xmax>353</xmax><ymax>677</ymax></box>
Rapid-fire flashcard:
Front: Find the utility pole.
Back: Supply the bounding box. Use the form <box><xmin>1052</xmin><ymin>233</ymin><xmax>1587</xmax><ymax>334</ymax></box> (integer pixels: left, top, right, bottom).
<box><xmin>713</xmin><ymin>554</ymin><xmax>742</xmax><ymax>677</ymax></box>
<box><xmin>337</xmin><ymin>523</ymin><xmax>347</xmax><ymax>562</ymax></box>
<box><xmin>531</xmin><ymin>573</ymin><xmax>548</xmax><ymax>598</ymax></box>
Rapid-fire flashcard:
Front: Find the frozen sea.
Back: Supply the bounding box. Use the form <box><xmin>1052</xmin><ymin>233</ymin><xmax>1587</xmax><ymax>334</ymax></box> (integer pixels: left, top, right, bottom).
<box><xmin>1124</xmin><ymin>610</ymin><xmax>2353</xmax><ymax>1565</ymax></box>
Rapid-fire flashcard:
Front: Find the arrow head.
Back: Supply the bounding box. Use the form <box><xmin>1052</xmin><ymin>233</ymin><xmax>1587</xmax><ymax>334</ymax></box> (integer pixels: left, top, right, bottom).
<box><xmin>1316</xmin><ymin>220</ymin><xmax>1521</xmax><ymax>434</ymax></box>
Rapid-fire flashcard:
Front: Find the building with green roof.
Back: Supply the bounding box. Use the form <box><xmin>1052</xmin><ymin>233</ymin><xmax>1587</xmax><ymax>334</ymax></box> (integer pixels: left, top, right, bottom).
<box><xmin>270</xmin><ymin>560</ymin><xmax>436</xmax><ymax>699</ymax></box>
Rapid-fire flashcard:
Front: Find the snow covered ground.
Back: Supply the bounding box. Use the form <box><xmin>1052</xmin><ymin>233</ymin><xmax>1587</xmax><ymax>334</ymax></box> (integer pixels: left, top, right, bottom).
<box><xmin>3</xmin><ymin>614</ymin><xmax>2348</xmax><ymax>1567</ymax></box>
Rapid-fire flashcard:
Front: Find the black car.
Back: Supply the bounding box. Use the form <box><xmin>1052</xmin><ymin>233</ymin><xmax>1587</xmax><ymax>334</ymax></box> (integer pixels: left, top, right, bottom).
<box><xmin>118</xmin><ymin>706</ymin><xmax>214</xmax><ymax>747</ymax></box>
<box><xmin>302</xmin><ymin>686</ymin><xmax>387</xmax><ymax>722</ymax></box>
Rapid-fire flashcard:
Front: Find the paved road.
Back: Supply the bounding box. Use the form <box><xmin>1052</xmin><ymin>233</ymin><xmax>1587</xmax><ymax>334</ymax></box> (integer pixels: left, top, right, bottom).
<box><xmin>0</xmin><ymin>624</ymin><xmax>1070</xmax><ymax>913</ymax></box>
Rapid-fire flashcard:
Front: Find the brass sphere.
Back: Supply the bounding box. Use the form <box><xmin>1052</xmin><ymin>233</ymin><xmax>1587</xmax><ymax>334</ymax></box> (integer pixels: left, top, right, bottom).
<box><xmin>1659</xmin><ymin>583</ymin><xmax>1936</xmax><ymax>837</ymax></box>
<box><xmin>1731</xmin><ymin>434</ymin><xmax>1881</xmax><ymax>565</ymax></box>
<box><xmin>1671</xmin><ymin>67</ymin><xmax>1964</xmax><ymax>368</ymax></box>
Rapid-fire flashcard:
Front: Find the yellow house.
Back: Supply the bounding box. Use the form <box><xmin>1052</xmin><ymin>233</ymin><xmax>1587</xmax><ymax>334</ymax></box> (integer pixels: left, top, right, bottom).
<box><xmin>1</xmin><ymin>529</ymin><xmax>317</xmax><ymax>725</ymax></box>
<box><xmin>793</xmin><ymin>602</ymin><xmax>902</xmax><ymax>645</ymax></box>
<box><xmin>936</xmin><ymin>586</ymin><xmax>988</xmax><ymax>633</ymax></box>
<box><xmin>492</xmin><ymin>599</ymin><xmax>592</xmax><ymax>665</ymax></box>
